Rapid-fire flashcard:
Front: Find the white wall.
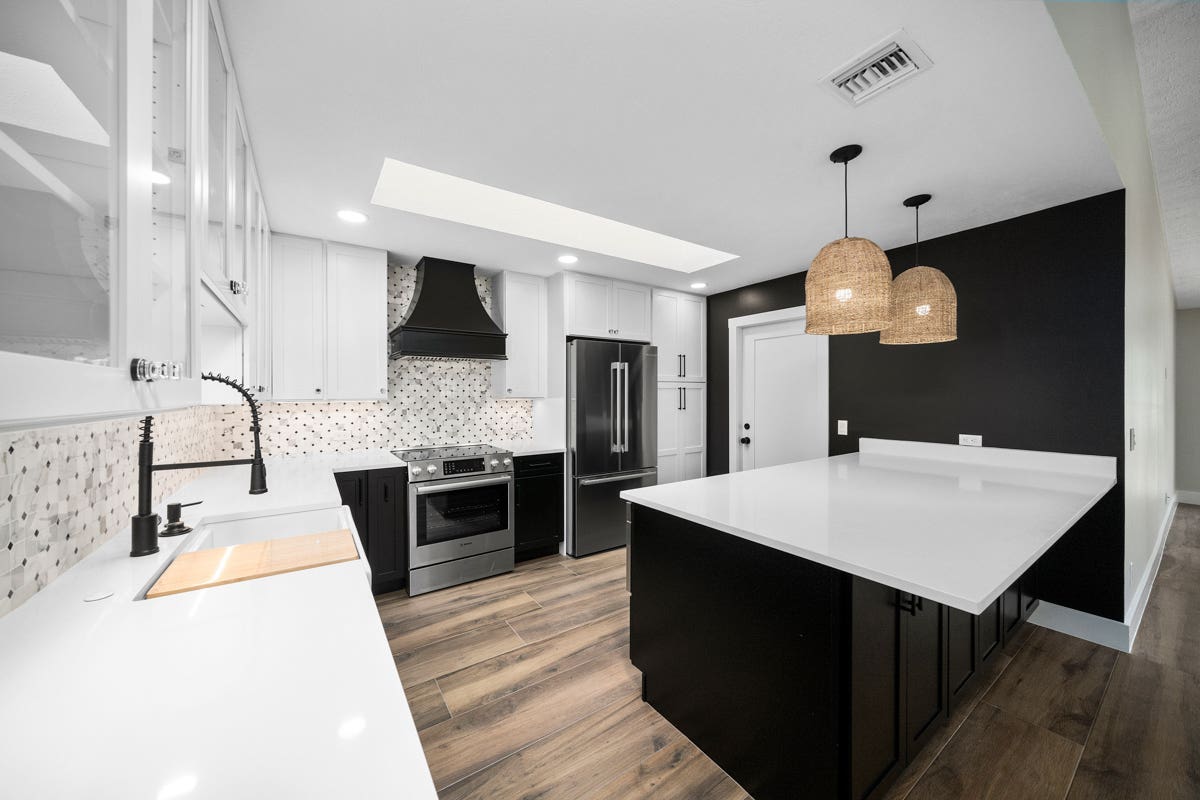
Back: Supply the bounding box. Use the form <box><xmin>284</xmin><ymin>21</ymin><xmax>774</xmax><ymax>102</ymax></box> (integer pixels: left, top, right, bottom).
<box><xmin>1045</xmin><ymin>1</ymin><xmax>1176</xmax><ymax>619</ymax></box>
<box><xmin>1177</xmin><ymin>309</ymin><xmax>1200</xmax><ymax>498</ymax></box>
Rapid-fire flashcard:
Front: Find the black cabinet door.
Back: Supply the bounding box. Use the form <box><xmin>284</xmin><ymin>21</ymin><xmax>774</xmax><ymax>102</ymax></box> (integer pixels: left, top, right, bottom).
<box><xmin>847</xmin><ymin>578</ymin><xmax>904</xmax><ymax>800</ymax></box>
<box><xmin>1001</xmin><ymin>582</ymin><xmax>1023</xmax><ymax>639</ymax></box>
<box><xmin>367</xmin><ymin>468</ymin><xmax>407</xmax><ymax>593</ymax></box>
<box><xmin>946</xmin><ymin>607</ymin><xmax>978</xmax><ymax>711</ymax></box>
<box><xmin>335</xmin><ymin>471</ymin><xmax>368</xmax><ymax>548</ymax></box>
<box><xmin>978</xmin><ymin>597</ymin><xmax>1003</xmax><ymax>665</ymax></box>
<box><xmin>515</xmin><ymin>474</ymin><xmax>564</xmax><ymax>550</ymax></box>
<box><xmin>904</xmin><ymin>595</ymin><xmax>946</xmax><ymax>759</ymax></box>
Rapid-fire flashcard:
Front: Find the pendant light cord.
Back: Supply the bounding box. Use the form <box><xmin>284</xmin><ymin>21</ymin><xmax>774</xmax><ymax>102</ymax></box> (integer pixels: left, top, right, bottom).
<box><xmin>914</xmin><ymin>204</ymin><xmax>920</xmax><ymax>267</ymax></box>
<box><xmin>843</xmin><ymin>161</ymin><xmax>849</xmax><ymax>239</ymax></box>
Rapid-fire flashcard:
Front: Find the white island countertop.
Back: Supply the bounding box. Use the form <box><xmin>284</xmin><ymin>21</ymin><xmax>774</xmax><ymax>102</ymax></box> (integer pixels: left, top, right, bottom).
<box><xmin>621</xmin><ymin>439</ymin><xmax>1117</xmax><ymax>615</ymax></box>
<box><xmin>0</xmin><ymin>449</ymin><xmax>438</xmax><ymax>800</ymax></box>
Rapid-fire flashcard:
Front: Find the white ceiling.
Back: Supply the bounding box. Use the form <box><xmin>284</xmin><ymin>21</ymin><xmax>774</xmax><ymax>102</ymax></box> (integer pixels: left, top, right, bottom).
<box><xmin>220</xmin><ymin>0</ymin><xmax>1120</xmax><ymax>295</ymax></box>
<box><xmin>1130</xmin><ymin>0</ymin><xmax>1200</xmax><ymax>309</ymax></box>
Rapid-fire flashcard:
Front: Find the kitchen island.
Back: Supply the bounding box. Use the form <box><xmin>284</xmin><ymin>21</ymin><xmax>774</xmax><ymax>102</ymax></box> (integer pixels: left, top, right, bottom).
<box><xmin>620</xmin><ymin>438</ymin><xmax>1117</xmax><ymax>800</ymax></box>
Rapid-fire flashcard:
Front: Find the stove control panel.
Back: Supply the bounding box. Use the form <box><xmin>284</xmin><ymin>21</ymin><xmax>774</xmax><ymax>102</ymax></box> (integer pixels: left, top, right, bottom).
<box><xmin>443</xmin><ymin>458</ymin><xmax>484</xmax><ymax>476</ymax></box>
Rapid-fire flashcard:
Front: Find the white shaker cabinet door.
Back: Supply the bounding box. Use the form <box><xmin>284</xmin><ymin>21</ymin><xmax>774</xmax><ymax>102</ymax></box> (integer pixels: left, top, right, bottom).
<box><xmin>677</xmin><ymin>294</ymin><xmax>705</xmax><ymax>382</ymax></box>
<box><xmin>325</xmin><ymin>243</ymin><xmax>387</xmax><ymax>400</ymax></box>
<box><xmin>565</xmin><ymin>273</ymin><xmax>612</xmax><ymax>338</ymax></box>
<box><xmin>270</xmin><ymin>235</ymin><xmax>325</xmax><ymax>400</ymax></box>
<box><xmin>611</xmin><ymin>281</ymin><xmax>652</xmax><ymax>341</ymax></box>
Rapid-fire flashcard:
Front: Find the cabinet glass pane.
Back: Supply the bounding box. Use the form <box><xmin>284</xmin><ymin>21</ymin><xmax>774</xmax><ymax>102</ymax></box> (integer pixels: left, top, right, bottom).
<box><xmin>0</xmin><ymin>0</ymin><xmax>118</xmax><ymax>365</ymax></box>
<box><xmin>150</xmin><ymin>0</ymin><xmax>190</xmax><ymax>367</ymax></box>
<box><xmin>229</xmin><ymin>117</ymin><xmax>245</xmax><ymax>284</ymax></box>
<box><xmin>206</xmin><ymin>14</ymin><xmax>227</xmax><ymax>280</ymax></box>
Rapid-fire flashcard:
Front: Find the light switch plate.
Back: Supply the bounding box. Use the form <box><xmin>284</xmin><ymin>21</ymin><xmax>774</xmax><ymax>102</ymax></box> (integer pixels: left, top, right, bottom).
<box><xmin>837</xmin><ymin>420</ymin><xmax>848</xmax><ymax>436</ymax></box>
<box><xmin>959</xmin><ymin>433</ymin><xmax>983</xmax><ymax>447</ymax></box>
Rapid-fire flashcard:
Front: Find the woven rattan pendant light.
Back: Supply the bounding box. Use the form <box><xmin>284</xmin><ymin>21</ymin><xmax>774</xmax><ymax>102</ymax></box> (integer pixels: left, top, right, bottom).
<box><xmin>805</xmin><ymin>144</ymin><xmax>892</xmax><ymax>335</ymax></box>
<box><xmin>880</xmin><ymin>194</ymin><xmax>957</xmax><ymax>345</ymax></box>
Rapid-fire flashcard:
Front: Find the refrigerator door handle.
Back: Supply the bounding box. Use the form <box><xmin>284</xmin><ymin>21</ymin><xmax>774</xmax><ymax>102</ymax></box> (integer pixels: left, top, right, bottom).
<box><xmin>579</xmin><ymin>468</ymin><xmax>657</xmax><ymax>486</ymax></box>
<box><xmin>610</xmin><ymin>362</ymin><xmax>621</xmax><ymax>454</ymax></box>
<box><xmin>622</xmin><ymin>362</ymin><xmax>631</xmax><ymax>453</ymax></box>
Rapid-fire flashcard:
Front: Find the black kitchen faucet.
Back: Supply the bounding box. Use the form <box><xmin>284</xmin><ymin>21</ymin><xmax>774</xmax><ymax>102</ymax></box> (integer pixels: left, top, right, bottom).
<box><xmin>130</xmin><ymin>373</ymin><xmax>267</xmax><ymax>557</ymax></box>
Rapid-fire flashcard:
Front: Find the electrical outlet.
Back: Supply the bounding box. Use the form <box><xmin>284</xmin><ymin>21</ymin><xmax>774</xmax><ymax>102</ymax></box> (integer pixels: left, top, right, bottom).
<box><xmin>958</xmin><ymin>434</ymin><xmax>983</xmax><ymax>447</ymax></box>
<box><xmin>837</xmin><ymin>420</ymin><xmax>848</xmax><ymax>436</ymax></box>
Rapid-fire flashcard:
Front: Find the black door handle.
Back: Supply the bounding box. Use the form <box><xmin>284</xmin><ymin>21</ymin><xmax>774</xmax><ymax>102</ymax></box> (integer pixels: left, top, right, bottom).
<box><xmin>740</xmin><ymin>436</ymin><xmax>751</xmax><ymax>445</ymax></box>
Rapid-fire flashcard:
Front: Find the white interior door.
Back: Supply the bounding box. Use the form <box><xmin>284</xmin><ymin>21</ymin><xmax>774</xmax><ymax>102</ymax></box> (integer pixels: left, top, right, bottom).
<box><xmin>735</xmin><ymin>314</ymin><xmax>827</xmax><ymax>471</ymax></box>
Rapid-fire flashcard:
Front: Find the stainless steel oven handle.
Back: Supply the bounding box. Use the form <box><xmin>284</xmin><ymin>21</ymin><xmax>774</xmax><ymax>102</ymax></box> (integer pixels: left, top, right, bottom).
<box><xmin>579</xmin><ymin>468</ymin><xmax>657</xmax><ymax>486</ymax></box>
<box><xmin>414</xmin><ymin>474</ymin><xmax>513</xmax><ymax>494</ymax></box>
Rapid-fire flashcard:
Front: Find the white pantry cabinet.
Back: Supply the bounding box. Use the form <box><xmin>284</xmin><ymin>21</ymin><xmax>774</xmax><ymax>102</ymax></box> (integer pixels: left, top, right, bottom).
<box><xmin>657</xmin><ymin>383</ymin><xmax>706</xmax><ymax>484</ymax></box>
<box><xmin>652</xmin><ymin>289</ymin><xmax>706</xmax><ymax>382</ymax></box>
<box><xmin>491</xmin><ymin>272</ymin><xmax>547</xmax><ymax>398</ymax></box>
<box><xmin>562</xmin><ymin>273</ymin><xmax>652</xmax><ymax>342</ymax></box>
<box><xmin>270</xmin><ymin>235</ymin><xmax>386</xmax><ymax>401</ymax></box>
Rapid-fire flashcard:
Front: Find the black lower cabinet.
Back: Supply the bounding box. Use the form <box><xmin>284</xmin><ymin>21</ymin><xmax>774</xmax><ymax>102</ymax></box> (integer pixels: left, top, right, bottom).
<box><xmin>630</xmin><ymin>506</ymin><xmax>1035</xmax><ymax>800</ymax></box>
<box><xmin>514</xmin><ymin>453</ymin><xmax>564</xmax><ymax>562</ymax></box>
<box><xmin>335</xmin><ymin>467</ymin><xmax>407</xmax><ymax>595</ymax></box>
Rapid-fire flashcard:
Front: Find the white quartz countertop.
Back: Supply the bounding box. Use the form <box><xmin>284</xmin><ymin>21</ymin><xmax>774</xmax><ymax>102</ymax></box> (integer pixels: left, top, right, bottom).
<box><xmin>0</xmin><ymin>449</ymin><xmax>436</xmax><ymax>800</ymax></box>
<box><xmin>621</xmin><ymin>439</ymin><xmax>1117</xmax><ymax>615</ymax></box>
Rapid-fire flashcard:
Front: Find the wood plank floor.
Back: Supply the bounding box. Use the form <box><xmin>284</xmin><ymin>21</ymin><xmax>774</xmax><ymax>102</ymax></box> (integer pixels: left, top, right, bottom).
<box><xmin>377</xmin><ymin>504</ymin><xmax>1200</xmax><ymax>799</ymax></box>
<box><xmin>887</xmin><ymin>502</ymin><xmax>1200</xmax><ymax>800</ymax></box>
<box><xmin>376</xmin><ymin>549</ymin><xmax>750</xmax><ymax>798</ymax></box>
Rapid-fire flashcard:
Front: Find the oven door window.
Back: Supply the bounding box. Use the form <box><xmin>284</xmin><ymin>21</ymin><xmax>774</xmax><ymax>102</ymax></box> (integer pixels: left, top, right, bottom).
<box><xmin>415</xmin><ymin>483</ymin><xmax>509</xmax><ymax>547</ymax></box>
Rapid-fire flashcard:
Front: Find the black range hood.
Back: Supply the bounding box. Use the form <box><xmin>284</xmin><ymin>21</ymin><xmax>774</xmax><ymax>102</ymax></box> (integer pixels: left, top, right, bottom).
<box><xmin>389</xmin><ymin>257</ymin><xmax>507</xmax><ymax>360</ymax></box>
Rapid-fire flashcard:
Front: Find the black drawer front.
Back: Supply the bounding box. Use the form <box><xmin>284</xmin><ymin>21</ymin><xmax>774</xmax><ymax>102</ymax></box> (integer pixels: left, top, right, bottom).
<box><xmin>514</xmin><ymin>452</ymin><xmax>564</xmax><ymax>477</ymax></box>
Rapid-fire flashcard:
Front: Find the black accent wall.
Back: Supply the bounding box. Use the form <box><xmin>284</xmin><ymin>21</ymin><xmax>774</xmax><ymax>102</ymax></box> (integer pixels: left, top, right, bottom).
<box><xmin>705</xmin><ymin>190</ymin><xmax>1126</xmax><ymax>620</ymax></box>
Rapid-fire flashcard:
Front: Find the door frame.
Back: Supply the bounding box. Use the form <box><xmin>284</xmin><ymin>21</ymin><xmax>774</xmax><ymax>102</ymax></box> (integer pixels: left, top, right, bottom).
<box><xmin>728</xmin><ymin>306</ymin><xmax>829</xmax><ymax>472</ymax></box>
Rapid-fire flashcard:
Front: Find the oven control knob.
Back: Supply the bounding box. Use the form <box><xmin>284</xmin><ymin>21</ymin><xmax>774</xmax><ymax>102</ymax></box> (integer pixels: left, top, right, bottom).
<box><xmin>502</xmin><ymin>458</ymin><xmax>512</xmax><ymax>466</ymax></box>
<box><xmin>426</xmin><ymin>465</ymin><xmax>438</xmax><ymax>474</ymax></box>
<box><xmin>410</xmin><ymin>466</ymin><xmax>421</xmax><ymax>477</ymax></box>
<box><xmin>490</xmin><ymin>459</ymin><xmax>499</xmax><ymax>467</ymax></box>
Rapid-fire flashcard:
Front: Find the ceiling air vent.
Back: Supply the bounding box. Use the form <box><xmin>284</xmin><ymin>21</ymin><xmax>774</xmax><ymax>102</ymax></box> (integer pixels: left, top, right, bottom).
<box><xmin>823</xmin><ymin>30</ymin><xmax>933</xmax><ymax>107</ymax></box>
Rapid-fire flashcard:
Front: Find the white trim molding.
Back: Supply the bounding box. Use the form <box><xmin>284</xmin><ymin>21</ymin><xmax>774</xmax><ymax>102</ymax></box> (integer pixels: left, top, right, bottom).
<box><xmin>1030</xmin><ymin>494</ymin><xmax>1178</xmax><ymax>652</ymax></box>
<box><xmin>1177</xmin><ymin>490</ymin><xmax>1200</xmax><ymax>506</ymax></box>
<box><xmin>727</xmin><ymin>306</ymin><xmax>829</xmax><ymax>473</ymax></box>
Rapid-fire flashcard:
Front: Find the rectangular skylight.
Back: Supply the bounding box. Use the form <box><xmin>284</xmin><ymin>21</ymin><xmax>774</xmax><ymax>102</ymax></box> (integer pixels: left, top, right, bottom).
<box><xmin>371</xmin><ymin>158</ymin><xmax>737</xmax><ymax>273</ymax></box>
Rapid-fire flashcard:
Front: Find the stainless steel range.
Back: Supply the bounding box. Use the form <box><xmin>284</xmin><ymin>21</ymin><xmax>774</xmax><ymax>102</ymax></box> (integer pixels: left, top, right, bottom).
<box><xmin>394</xmin><ymin>445</ymin><xmax>515</xmax><ymax>595</ymax></box>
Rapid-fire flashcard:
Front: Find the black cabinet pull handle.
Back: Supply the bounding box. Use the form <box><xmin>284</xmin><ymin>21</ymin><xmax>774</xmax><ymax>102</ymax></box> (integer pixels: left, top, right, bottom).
<box><xmin>682</xmin><ymin>354</ymin><xmax>686</xmax><ymax>377</ymax></box>
<box><xmin>897</xmin><ymin>594</ymin><xmax>918</xmax><ymax>616</ymax></box>
<box><xmin>383</xmin><ymin>482</ymin><xmax>388</xmax><ymax>503</ymax></box>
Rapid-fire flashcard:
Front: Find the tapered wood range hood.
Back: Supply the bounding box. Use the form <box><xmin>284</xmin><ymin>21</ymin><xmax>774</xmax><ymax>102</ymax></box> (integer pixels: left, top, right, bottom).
<box><xmin>388</xmin><ymin>257</ymin><xmax>507</xmax><ymax>360</ymax></box>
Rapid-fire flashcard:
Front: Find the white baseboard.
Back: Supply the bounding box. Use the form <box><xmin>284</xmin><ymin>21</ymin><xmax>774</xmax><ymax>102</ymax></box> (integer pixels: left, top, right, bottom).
<box><xmin>1177</xmin><ymin>489</ymin><xmax>1200</xmax><ymax>506</ymax></box>
<box><xmin>1030</xmin><ymin>601</ymin><xmax>1132</xmax><ymax>651</ymax></box>
<box><xmin>1029</xmin><ymin>495</ymin><xmax>1178</xmax><ymax>653</ymax></box>
<box><xmin>1126</xmin><ymin>496</ymin><xmax>1177</xmax><ymax>647</ymax></box>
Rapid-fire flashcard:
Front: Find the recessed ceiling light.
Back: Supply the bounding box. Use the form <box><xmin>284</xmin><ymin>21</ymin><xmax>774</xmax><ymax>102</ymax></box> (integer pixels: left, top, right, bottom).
<box><xmin>690</xmin><ymin>282</ymin><xmax>707</xmax><ymax>289</ymax></box>
<box><xmin>337</xmin><ymin>209</ymin><xmax>368</xmax><ymax>223</ymax></box>
<box><xmin>557</xmin><ymin>254</ymin><xmax>578</xmax><ymax>265</ymax></box>
<box><xmin>150</xmin><ymin>170</ymin><xmax>171</xmax><ymax>185</ymax></box>
<box><xmin>371</xmin><ymin>158</ymin><xmax>738</xmax><ymax>273</ymax></box>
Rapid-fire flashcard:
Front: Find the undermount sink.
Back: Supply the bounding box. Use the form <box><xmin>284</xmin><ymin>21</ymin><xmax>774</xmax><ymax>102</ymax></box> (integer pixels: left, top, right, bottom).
<box><xmin>138</xmin><ymin>505</ymin><xmax>367</xmax><ymax>599</ymax></box>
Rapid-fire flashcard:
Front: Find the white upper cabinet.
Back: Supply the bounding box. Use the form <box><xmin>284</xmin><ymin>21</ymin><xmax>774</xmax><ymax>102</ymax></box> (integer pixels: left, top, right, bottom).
<box><xmin>652</xmin><ymin>289</ymin><xmax>706</xmax><ymax>382</ymax></box>
<box><xmin>325</xmin><ymin>243</ymin><xmax>387</xmax><ymax>400</ymax></box>
<box><xmin>562</xmin><ymin>272</ymin><xmax>652</xmax><ymax>341</ymax></box>
<box><xmin>271</xmin><ymin>235</ymin><xmax>325</xmax><ymax>400</ymax></box>
<box><xmin>491</xmin><ymin>272</ymin><xmax>547</xmax><ymax>398</ymax></box>
<box><xmin>270</xmin><ymin>234</ymin><xmax>386</xmax><ymax>402</ymax></box>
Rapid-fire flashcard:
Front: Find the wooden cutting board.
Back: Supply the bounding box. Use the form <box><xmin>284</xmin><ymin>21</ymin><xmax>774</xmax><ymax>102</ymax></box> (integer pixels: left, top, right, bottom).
<box><xmin>146</xmin><ymin>529</ymin><xmax>359</xmax><ymax>599</ymax></box>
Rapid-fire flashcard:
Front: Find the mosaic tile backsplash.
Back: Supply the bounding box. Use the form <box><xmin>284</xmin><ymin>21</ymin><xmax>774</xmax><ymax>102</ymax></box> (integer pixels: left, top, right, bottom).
<box><xmin>0</xmin><ymin>264</ymin><xmax>539</xmax><ymax>618</ymax></box>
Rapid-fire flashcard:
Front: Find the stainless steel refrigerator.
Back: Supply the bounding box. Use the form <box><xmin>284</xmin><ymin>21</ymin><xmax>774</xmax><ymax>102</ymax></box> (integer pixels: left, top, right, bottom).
<box><xmin>566</xmin><ymin>338</ymin><xmax>657</xmax><ymax>557</ymax></box>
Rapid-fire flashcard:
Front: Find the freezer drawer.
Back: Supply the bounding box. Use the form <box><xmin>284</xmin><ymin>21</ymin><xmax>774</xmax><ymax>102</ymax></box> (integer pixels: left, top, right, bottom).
<box><xmin>570</xmin><ymin>468</ymin><xmax>657</xmax><ymax>557</ymax></box>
